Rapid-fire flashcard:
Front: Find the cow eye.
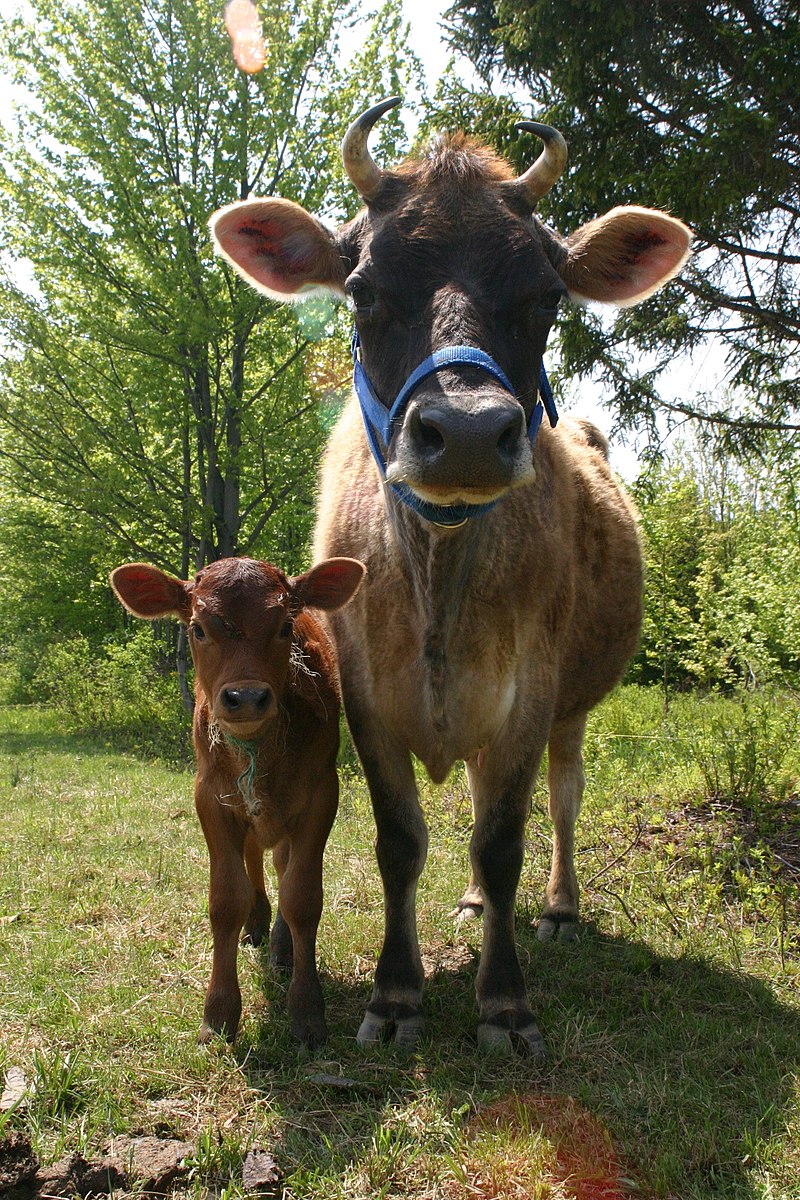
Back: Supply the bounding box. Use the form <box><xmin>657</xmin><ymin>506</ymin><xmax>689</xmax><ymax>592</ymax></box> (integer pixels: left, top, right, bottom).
<box><xmin>537</xmin><ymin>287</ymin><xmax>566</xmax><ymax>317</ymax></box>
<box><xmin>190</xmin><ymin>622</ymin><xmax>205</xmax><ymax>641</ymax></box>
<box><xmin>279</xmin><ymin>619</ymin><xmax>292</xmax><ymax>639</ymax></box>
<box><xmin>345</xmin><ymin>277</ymin><xmax>376</xmax><ymax>317</ymax></box>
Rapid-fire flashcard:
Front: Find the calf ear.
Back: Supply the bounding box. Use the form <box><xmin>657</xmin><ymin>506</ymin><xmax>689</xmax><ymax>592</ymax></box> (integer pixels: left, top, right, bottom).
<box><xmin>562</xmin><ymin>206</ymin><xmax>692</xmax><ymax>307</ymax></box>
<box><xmin>110</xmin><ymin>564</ymin><xmax>191</xmax><ymax>621</ymax></box>
<box><xmin>291</xmin><ymin>558</ymin><xmax>366</xmax><ymax>612</ymax></box>
<box><xmin>209</xmin><ymin>197</ymin><xmax>346</xmax><ymax>301</ymax></box>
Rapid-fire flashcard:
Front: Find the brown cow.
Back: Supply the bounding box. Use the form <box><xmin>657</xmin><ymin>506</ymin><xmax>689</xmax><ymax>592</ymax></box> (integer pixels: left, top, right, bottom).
<box><xmin>209</xmin><ymin>100</ymin><xmax>692</xmax><ymax>1056</ymax></box>
<box><xmin>110</xmin><ymin>555</ymin><xmax>364</xmax><ymax>1046</ymax></box>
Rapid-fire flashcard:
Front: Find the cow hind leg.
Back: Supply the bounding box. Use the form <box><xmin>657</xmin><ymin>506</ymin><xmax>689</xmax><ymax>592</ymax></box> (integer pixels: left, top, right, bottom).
<box><xmin>538</xmin><ymin>713</ymin><xmax>587</xmax><ymax>944</ymax></box>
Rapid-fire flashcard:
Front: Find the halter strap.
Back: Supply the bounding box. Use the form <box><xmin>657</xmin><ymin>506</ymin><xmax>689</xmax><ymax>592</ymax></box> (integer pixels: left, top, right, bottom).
<box><xmin>352</xmin><ymin>329</ymin><xmax>558</xmax><ymax>527</ymax></box>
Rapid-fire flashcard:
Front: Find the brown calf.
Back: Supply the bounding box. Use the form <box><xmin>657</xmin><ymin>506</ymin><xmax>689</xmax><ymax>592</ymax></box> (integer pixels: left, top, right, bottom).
<box><xmin>110</xmin><ymin>555</ymin><xmax>364</xmax><ymax>1046</ymax></box>
<box><xmin>210</xmin><ymin>100</ymin><xmax>692</xmax><ymax>1056</ymax></box>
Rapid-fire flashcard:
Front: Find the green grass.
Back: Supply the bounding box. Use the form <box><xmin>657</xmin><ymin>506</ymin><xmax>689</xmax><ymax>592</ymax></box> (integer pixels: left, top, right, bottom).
<box><xmin>1</xmin><ymin>689</ymin><xmax>799</xmax><ymax>1198</ymax></box>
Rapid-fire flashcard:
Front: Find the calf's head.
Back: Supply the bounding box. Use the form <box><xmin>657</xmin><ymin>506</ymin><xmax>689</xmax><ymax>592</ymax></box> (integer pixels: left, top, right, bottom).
<box><xmin>211</xmin><ymin>99</ymin><xmax>692</xmax><ymax>517</ymax></box>
<box><xmin>111</xmin><ymin>556</ymin><xmax>365</xmax><ymax>738</ymax></box>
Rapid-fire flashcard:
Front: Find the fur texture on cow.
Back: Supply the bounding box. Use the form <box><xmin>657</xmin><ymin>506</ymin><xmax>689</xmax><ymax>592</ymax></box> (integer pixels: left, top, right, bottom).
<box><xmin>110</xmin><ymin>555</ymin><xmax>364</xmax><ymax>1046</ymax></box>
<box><xmin>209</xmin><ymin>103</ymin><xmax>692</xmax><ymax>1056</ymax></box>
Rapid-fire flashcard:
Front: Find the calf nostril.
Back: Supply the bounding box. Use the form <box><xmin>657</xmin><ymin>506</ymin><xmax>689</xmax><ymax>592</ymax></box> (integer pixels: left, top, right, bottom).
<box><xmin>221</xmin><ymin>687</ymin><xmax>272</xmax><ymax>714</ymax></box>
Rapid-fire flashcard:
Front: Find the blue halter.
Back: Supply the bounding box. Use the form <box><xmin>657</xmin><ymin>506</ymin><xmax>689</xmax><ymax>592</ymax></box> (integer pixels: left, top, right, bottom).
<box><xmin>352</xmin><ymin>328</ymin><xmax>558</xmax><ymax>526</ymax></box>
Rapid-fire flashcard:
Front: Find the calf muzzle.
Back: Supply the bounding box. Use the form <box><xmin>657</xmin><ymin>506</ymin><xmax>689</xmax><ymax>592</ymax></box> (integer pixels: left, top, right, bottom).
<box><xmin>218</xmin><ymin>684</ymin><xmax>273</xmax><ymax>728</ymax></box>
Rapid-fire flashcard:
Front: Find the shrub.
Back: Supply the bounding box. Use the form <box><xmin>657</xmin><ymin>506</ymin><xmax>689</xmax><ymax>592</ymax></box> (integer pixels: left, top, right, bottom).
<box><xmin>33</xmin><ymin>628</ymin><xmax>191</xmax><ymax>762</ymax></box>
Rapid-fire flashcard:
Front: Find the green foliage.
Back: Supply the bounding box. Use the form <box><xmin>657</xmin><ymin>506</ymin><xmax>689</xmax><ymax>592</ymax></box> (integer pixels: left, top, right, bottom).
<box><xmin>441</xmin><ymin>0</ymin><xmax>800</xmax><ymax>446</ymax></box>
<box><xmin>34</xmin><ymin>628</ymin><xmax>191</xmax><ymax>762</ymax></box>
<box><xmin>631</xmin><ymin>445</ymin><xmax>800</xmax><ymax>692</ymax></box>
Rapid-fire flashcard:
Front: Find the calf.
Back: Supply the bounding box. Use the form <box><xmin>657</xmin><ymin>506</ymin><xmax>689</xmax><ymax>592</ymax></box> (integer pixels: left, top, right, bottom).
<box><xmin>110</xmin><ymin>555</ymin><xmax>364</xmax><ymax>1046</ymax></box>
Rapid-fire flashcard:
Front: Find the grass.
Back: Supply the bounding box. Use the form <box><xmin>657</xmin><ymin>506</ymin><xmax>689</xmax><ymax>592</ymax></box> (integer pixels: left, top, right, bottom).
<box><xmin>1</xmin><ymin>688</ymin><xmax>799</xmax><ymax>1198</ymax></box>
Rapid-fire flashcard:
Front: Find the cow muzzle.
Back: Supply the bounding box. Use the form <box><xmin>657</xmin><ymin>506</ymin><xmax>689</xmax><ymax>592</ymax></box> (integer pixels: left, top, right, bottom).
<box><xmin>352</xmin><ymin>331</ymin><xmax>558</xmax><ymax>525</ymax></box>
<box><xmin>387</xmin><ymin>387</ymin><xmax>533</xmax><ymax>503</ymax></box>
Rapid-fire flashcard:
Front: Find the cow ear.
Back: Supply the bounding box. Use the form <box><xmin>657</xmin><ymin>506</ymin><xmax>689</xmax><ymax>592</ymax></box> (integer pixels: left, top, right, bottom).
<box><xmin>110</xmin><ymin>563</ymin><xmax>191</xmax><ymax>621</ymax></box>
<box><xmin>209</xmin><ymin>197</ymin><xmax>346</xmax><ymax>302</ymax></box>
<box><xmin>561</xmin><ymin>206</ymin><xmax>692</xmax><ymax>307</ymax></box>
<box><xmin>290</xmin><ymin>558</ymin><xmax>366</xmax><ymax>611</ymax></box>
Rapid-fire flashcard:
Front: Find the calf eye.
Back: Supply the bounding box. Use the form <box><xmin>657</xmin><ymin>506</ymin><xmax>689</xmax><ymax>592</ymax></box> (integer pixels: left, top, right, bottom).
<box><xmin>279</xmin><ymin>619</ymin><xmax>292</xmax><ymax>639</ymax></box>
<box><xmin>190</xmin><ymin>623</ymin><xmax>205</xmax><ymax>641</ymax></box>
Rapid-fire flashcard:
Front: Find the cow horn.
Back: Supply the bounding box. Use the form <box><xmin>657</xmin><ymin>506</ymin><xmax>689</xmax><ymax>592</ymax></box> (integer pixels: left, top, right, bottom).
<box><xmin>341</xmin><ymin>96</ymin><xmax>401</xmax><ymax>202</ymax></box>
<box><xmin>513</xmin><ymin>121</ymin><xmax>568</xmax><ymax>206</ymax></box>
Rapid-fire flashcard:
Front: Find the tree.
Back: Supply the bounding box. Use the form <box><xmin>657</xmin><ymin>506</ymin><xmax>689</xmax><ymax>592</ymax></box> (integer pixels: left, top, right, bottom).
<box><xmin>0</xmin><ymin>0</ymin><xmax>410</xmax><ymax>579</ymax></box>
<box><xmin>441</xmin><ymin>0</ymin><xmax>799</xmax><ymax>452</ymax></box>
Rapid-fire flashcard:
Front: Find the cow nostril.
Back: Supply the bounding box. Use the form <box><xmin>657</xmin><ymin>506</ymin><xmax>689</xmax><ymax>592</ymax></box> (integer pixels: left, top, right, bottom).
<box><xmin>411</xmin><ymin>408</ymin><xmax>446</xmax><ymax>454</ymax></box>
<box><xmin>254</xmin><ymin>689</ymin><xmax>272</xmax><ymax>712</ymax></box>
<box><xmin>497</xmin><ymin>408</ymin><xmax>525</xmax><ymax>455</ymax></box>
<box><xmin>222</xmin><ymin>688</ymin><xmax>240</xmax><ymax>711</ymax></box>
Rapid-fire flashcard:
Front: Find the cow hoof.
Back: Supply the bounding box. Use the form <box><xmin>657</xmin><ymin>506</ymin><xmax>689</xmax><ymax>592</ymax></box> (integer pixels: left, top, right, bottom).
<box><xmin>537</xmin><ymin>914</ymin><xmax>579</xmax><ymax>943</ymax></box>
<box><xmin>450</xmin><ymin>901</ymin><xmax>484</xmax><ymax>925</ymax></box>
<box><xmin>477</xmin><ymin>1019</ymin><xmax>548</xmax><ymax>1061</ymax></box>
<box><xmin>356</xmin><ymin>1010</ymin><xmax>424</xmax><ymax>1049</ymax></box>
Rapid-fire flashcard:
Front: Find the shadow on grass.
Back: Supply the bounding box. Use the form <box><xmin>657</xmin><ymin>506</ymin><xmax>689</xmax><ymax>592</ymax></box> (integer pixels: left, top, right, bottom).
<box><xmin>237</xmin><ymin>923</ymin><xmax>799</xmax><ymax>1200</ymax></box>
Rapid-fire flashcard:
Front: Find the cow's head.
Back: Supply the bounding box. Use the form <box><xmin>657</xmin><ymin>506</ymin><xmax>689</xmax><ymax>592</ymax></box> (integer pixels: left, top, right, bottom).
<box><xmin>210</xmin><ymin>99</ymin><xmax>692</xmax><ymax>520</ymax></box>
<box><xmin>110</xmin><ymin>556</ymin><xmax>364</xmax><ymax>737</ymax></box>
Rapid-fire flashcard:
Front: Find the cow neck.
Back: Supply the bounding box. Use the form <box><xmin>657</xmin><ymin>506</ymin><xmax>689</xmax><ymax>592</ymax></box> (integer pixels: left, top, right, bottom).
<box><xmin>396</xmin><ymin>506</ymin><xmax>490</xmax><ymax>716</ymax></box>
<box><xmin>352</xmin><ymin>327</ymin><xmax>558</xmax><ymax>529</ymax></box>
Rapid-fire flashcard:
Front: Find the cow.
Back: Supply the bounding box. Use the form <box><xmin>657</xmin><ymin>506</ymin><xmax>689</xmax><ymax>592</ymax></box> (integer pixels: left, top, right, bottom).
<box><xmin>209</xmin><ymin>99</ymin><xmax>692</xmax><ymax>1057</ymax></box>
<box><xmin>110</xmin><ymin>555</ymin><xmax>364</xmax><ymax>1046</ymax></box>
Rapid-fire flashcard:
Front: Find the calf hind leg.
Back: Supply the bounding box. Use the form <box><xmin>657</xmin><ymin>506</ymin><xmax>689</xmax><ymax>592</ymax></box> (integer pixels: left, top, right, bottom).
<box><xmin>242</xmin><ymin>830</ymin><xmax>271</xmax><ymax>947</ymax></box>
<box><xmin>538</xmin><ymin>713</ymin><xmax>587</xmax><ymax>943</ymax></box>
<box><xmin>269</xmin><ymin>838</ymin><xmax>293</xmax><ymax>971</ymax></box>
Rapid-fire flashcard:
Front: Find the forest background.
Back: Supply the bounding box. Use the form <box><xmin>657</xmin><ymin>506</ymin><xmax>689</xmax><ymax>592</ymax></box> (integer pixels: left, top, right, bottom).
<box><xmin>0</xmin><ymin>0</ymin><xmax>797</xmax><ymax>750</ymax></box>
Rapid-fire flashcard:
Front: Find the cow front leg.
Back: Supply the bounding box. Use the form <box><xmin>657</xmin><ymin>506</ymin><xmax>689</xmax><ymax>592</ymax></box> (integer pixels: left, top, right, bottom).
<box><xmin>195</xmin><ymin>798</ymin><xmax>251</xmax><ymax>1043</ymax></box>
<box><xmin>350</xmin><ymin>726</ymin><xmax>427</xmax><ymax>1049</ymax></box>
<box><xmin>538</xmin><ymin>713</ymin><xmax>587</xmax><ymax>944</ymax></box>
<box><xmin>467</xmin><ymin>757</ymin><xmax>546</xmax><ymax>1059</ymax></box>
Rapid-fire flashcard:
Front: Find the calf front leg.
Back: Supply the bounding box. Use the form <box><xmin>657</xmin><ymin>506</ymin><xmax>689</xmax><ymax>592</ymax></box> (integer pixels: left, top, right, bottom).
<box><xmin>538</xmin><ymin>713</ymin><xmax>587</xmax><ymax>943</ymax></box>
<box><xmin>277</xmin><ymin>780</ymin><xmax>338</xmax><ymax>1048</ymax></box>
<box><xmin>195</xmin><ymin>795</ymin><xmax>251</xmax><ymax>1043</ymax></box>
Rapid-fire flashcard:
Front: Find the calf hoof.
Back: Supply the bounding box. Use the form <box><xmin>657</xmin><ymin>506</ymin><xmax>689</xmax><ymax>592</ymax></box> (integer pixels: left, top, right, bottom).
<box><xmin>269</xmin><ymin>913</ymin><xmax>294</xmax><ymax>972</ymax></box>
<box><xmin>537</xmin><ymin>913</ymin><xmax>579</xmax><ymax>943</ymax></box>
<box><xmin>243</xmin><ymin>893</ymin><xmax>271</xmax><ymax>947</ymax></box>
<box><xmin>197</xmin><ymin>1018</ymin><xmax>238</xmax><ymax>1045</ymax></box>
<box><xmin>356</xmin><ymin>1008</ymin><xmax>424</xmax><ymax>1050</ymax></box>
<box><xmin>292</xmin><ymin>1014</ymin><xmax>328</xmax><ymax>1049</ymax></box>
<box><xmin>477</xmin><ymin>1015</ymin><xmax>547</xmax><ymax>1061</ymax></box>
